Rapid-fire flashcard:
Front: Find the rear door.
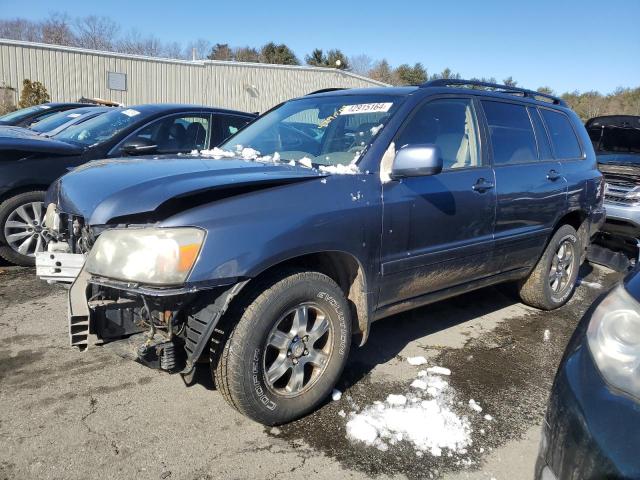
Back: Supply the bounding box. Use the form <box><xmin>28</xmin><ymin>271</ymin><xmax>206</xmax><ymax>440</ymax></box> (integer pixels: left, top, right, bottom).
<box><xmin>378</xmin><ymin>96</ymin><xmax>496</xmax><ymax>307</ymax></box>
<box><xmin>481</xmin><ymin>100</ymin><xmax>567</xmax><ymax>271</ymax></box>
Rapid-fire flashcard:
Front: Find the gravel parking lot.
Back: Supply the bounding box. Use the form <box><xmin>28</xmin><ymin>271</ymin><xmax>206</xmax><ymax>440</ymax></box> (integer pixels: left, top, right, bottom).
<box><xmin>0</xmin><ymin>262</ymin><xmax>621</xmax><ymax>480</ymax></box>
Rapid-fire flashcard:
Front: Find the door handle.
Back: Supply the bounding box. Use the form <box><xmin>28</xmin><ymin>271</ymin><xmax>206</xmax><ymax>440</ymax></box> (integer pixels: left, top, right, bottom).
<box><xmin>472</xmin><ymin>178</ymin><xmax>495</xmax><ymax>193</ymax></box>
<box><xmin>547</xmin><ymin>169</ymin><xmax>561</xmax><ymax>181</ymax></box>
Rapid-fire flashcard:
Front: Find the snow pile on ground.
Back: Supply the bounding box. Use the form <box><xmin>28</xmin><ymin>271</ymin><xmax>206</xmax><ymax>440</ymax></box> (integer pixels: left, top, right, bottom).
<box><xmin>319</xmin><ymin>163</ymin><xmax>360</xmax><ymax>175</ymax></box>
<box><xmin>407</xmin><ymin>356</ymin><xmax>428</xmax><ymax>366</ymax></box>
<box><xmin>345</xmin><ymin>362</ymin><xmax>481</xmax><ymax>456</ymax></box>
<box><xmin>468</xmin><ymin>399</ymin><xmax>482</xmax><ymax>413</ymax></box>
<box><xmin>426</xmin><ymin>366</ymin><xmax>451</xmax><ymax>376</ymax></box>
<box><xmin>346</xmin><ymin>391</ymin><xmax>471</xmax><ymax>456</ymax></box>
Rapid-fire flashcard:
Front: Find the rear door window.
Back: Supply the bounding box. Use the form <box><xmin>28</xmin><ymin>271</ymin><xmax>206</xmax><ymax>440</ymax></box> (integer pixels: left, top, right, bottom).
<box><xmin>540</xmin><ymin>109</ymin><xmax>582</xmax><ymax>159</ymax></box>
<box><xmin>482</xmin><ymin>101</ymin><xmax>537</xmax><ymax>165</ymax></box>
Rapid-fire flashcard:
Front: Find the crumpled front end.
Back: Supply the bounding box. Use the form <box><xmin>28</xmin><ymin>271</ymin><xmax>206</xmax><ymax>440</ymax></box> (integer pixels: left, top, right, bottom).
<box><xmin>68</xmin><ymin>266</ymin><xmax>246</xmax><ymax>374</ymax></box>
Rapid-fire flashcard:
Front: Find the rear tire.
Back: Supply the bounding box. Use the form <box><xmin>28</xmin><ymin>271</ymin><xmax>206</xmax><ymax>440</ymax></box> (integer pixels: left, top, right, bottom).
<box><xmin>0</xmin><ymin>191</ymin><xmax>47</xmax><ymax>266</ymax></box>
<box><xmin>212</xmin><ymin>269</ymin><xmax>351</xmax><ymax>425</ymax></box>
<box><xmin>518</xmin><ymin>224</ymin><xmax>581</xmax><ymax>310</ymax></box>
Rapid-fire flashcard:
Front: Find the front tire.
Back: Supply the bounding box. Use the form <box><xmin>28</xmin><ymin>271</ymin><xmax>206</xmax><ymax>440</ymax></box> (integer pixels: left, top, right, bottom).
<box><xmin>518</xmin><ymin>224</ymin><xmax>581</xmax><ymax>310</ymax></box>
<box><xmin>213</xmin><ymin>270</ymin><xmax>351</xmax><ymax>425</ymax></box>
<box><xmin>0</xmin><ymin>191</ymin><xmax>48</xmax><ymax>266</ymax></box>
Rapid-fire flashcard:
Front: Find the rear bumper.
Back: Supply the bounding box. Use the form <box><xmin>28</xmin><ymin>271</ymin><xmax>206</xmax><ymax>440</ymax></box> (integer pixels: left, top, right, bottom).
<box><xmin>536</xmin><ymin>322</ymin><xmax>640</xmax><ymax>479</ymax></box>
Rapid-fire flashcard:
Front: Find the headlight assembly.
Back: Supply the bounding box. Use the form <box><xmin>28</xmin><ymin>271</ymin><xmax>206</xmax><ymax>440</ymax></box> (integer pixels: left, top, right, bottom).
<box><xmin>587</xmin><ymin>286</ymin><xmax>640</xmax><ymax>399</ymax></box>
<box><xmin>84</xmin><ymin>227</ymin><xmax>205</xmax><ymax>286</ymax></box>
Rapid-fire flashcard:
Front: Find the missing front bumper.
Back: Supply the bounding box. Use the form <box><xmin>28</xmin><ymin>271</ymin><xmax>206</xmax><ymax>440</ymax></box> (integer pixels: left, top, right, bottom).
<box><xmin>67</xmin><ymin>269</ymin><xmax>248</xmax><ymax>374</ymax></box>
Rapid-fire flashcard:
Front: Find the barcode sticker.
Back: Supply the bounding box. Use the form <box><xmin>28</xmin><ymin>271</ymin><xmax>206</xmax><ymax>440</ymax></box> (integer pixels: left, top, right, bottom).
<box><xmin>339</xmin><ymin>103</ymin><xmax>393</xmax><ymax>115</ymax></box>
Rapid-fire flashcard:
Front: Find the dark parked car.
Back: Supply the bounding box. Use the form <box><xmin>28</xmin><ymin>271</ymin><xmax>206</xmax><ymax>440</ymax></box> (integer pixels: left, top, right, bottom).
<box><xmin>45</xmin><ymin>80</ymin><xmax>604</xmax><ymax>424</ymax></box>
<box><xmin>0</xmin><ymin>104</ymin><xmax>256</xmax><ymax>265</ymax></box>
<box><xmin>536</xmin><ymin>269</ymin><xmax>640</xmax><ymax>479</ymax></box>
<box><xmin>0</xmin><ymin>102</ymin><xmax>87</xmax><ymax>127</ymax></box>
<box><xmin>29</xmin><ymin>106</ymin><xmax>112</xmax><ymax>137</ymax></box>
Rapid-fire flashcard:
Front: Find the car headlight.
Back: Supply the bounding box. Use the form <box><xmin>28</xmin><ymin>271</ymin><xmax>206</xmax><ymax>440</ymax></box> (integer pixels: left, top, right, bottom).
<box><xmin>84</xmin><ymin>227</ymin><xmax>205</xmax><ymax>286</ymax></box>
<box><xmin>587</xmin><ymin>285</ymin><xmax>640</xmax><ymax>398</ymax></box>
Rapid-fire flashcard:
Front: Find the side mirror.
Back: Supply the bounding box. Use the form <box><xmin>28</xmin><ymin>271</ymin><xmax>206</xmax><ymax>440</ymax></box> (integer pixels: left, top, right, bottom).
<box><xmin>121</xmin><ymin>138</ymin><xmax>157</xmax><ymax>155</ymax></box>
<box><xmin>391</xmin><ymin>144</ymin><xmax>443</xmax><ymax>179</ymax></box>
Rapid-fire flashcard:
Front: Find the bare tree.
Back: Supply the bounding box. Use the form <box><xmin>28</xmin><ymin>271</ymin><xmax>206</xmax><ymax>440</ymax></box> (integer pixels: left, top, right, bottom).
<box><xmin>75</xmin><ymin>15</ymin><xmax>119</xmax><ymax>51</ymax></box>
<box><xmin>0</xmin><ymin>18</ymin><xmax>42</xmax><ymax>42</ymax></box>
<box><xmin>163</xmin><ymin>42</ymin><xmax>185</xmax><ymax>59</ymax></box>
<box><xmin>40</xmin><ymin>12</ymin><xmax>76</xmax><ymax>46</ymax></box>
<box><xmin>349</xmin><ymin>54</ymin><xmax>373</xmax><ymax>76</ymax></box>
<box><xmin>117</xmin><ymin>30</ymin><xmax>162</xmax><ymax>56</ymax></box>
<box><xmin>184</xmin><ymin>39</ymin><xmax>211</xmax><ymax>60</ymax></box>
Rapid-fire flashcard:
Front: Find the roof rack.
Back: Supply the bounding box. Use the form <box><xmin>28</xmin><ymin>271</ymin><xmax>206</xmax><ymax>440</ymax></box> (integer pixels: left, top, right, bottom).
<box><xmin>306</xmin><ymin>88</ymin><xmax>347</xmax><ymax>95</ymax></box>
<box><xmin>421</xmin><ymin>79</ymin><xmax>566</xmax><ymax>106</ymax></box>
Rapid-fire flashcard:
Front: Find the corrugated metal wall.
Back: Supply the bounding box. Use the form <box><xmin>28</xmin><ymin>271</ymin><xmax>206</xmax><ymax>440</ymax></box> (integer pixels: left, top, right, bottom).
<box><xmin>0</xmin><ymin>40</ymin><xmax>387</xmax><ymax>113</ymax></box>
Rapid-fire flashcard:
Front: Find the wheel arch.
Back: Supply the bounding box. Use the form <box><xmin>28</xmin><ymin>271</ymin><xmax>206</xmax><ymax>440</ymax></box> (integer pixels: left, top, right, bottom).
<box><xmin>554</xmin><ymin>209</ymin><xmax>589</xmax><ymax>261</ymax></box>
<box><xmin>224</xmin><ymin>250</ymin><xmax>371</xmax><ymax>345</ymax></box>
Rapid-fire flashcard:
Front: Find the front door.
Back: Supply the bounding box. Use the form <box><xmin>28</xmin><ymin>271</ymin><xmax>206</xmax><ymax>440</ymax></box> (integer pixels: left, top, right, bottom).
<box><xmin>379</xmin><ymin>97</ymin><xmax>496</xmax><ymax>308</ymax></box>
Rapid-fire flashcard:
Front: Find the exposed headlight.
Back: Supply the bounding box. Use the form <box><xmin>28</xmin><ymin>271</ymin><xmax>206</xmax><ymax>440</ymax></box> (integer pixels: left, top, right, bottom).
<box><xmin>587</xmin><ymin>286</ymin><xmax>640</xmax><ymax>398</ymax></box>
<box><xmin>85</xmin><ymin>227</ymin><xmax>205</xmax><ymax>286</ymax></box>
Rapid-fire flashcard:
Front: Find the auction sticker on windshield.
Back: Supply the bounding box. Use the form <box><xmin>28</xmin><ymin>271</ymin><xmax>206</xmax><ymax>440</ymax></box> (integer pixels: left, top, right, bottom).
<box><xmin>121</xmin><ymin>109</ymin><xmax>141</xmax><ymax>117</ymax></box>
<box><xmin>340</xmin><ymin>103</ymin><xmax>393</xmax><ymax>115</ymax></box>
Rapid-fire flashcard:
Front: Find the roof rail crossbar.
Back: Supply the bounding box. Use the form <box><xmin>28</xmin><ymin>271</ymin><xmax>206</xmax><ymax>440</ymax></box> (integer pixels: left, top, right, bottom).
<box><xmin>306</xmin><ymin>88</ymin><xmax>347</xmax><ymax>95</ymax></box>
<box><xmin>421</xmin><ymin>79</ymin><xmax>566</xmax><ymax>106</ymax></box>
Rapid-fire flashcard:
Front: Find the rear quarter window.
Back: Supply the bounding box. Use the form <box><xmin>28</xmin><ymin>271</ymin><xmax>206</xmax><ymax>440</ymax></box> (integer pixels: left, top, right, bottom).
<box><xmin>540</xmin><ymin>109</ymin><xmax>583</xmax><ymax>159</ymax></box>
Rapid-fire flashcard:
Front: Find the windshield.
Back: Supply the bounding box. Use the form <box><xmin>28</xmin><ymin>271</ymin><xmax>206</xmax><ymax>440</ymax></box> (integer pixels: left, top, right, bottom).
<box><xmin>0</xmin><ymin>104</ymin><xmax>50</xmax><ymax>123</ymax></box>
<box><xmin>55</xmin><ymin>108</ymin><xmax>147</xmax><ymax>146</ymax></box>
<box><xmin>30</xmin><ymin>107</ymin><xmax>94</xmax><ymax>133</ymax></box>
<box><xmin>219</xmin><ymin>94</ymin><xmax>404</xmax><ymax>166</ymax></box>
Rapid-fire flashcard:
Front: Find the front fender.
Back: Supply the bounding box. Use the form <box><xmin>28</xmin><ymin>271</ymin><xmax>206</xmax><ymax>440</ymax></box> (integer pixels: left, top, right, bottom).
<box><xmin>162</xmin><ymin>173</ymin><xmax>382</xmax><ymax>285</ymax></box>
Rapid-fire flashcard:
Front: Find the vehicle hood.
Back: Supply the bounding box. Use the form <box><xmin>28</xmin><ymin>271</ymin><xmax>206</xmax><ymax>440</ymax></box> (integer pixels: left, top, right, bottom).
<box><xmin>0</xmin><ymin>126</ymin><xmax>83</xmax><ymax>155</ymax></box>
<box><xmin>51</xmin><ymin>155</ymin><xmax>326</xmax><ymax>224</ymax></box>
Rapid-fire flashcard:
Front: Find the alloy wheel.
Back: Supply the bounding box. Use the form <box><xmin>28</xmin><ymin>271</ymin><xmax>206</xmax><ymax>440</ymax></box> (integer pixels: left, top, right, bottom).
<box><xmin>549</xmin><ymin>239</ymin><xmax>575</xmax><ymax>295</ymax></box>
<box><xmin>3</xmin><ymin>201</ymin><xmax>49</xmax><ymax>257</ymax></box>
<box><xmin>263</xmin><ymin>303</ymin><xmax>332</xmax><ymax>397</ymax></box>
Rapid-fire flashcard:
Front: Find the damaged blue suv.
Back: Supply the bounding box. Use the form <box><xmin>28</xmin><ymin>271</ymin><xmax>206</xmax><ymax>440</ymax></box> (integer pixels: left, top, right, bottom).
<box><xmin>42</xmin><ymin>80</ymin><xmax>605</xmax><ymax>424</ymax></box>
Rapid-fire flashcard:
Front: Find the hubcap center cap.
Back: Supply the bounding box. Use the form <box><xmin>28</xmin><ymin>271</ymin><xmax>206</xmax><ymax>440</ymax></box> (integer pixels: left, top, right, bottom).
<box><xmin>290</xmin><ymin>340</ymin><xmax>305</xmax><ymax>358</ymax></box>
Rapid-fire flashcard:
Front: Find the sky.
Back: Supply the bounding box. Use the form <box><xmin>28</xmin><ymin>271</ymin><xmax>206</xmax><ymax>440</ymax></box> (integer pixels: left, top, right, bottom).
<box><xmin>1</xmin><ymin>0</ymin><xmax>638</xmax><ymax>94</ymax></box>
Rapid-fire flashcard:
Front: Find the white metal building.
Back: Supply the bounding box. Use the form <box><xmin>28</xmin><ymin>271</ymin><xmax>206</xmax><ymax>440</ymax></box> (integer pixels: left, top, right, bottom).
<box><xmin>0</xmin><ymin>39</ymin><xmax>387</xmax><ymax>113</ymax></box>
